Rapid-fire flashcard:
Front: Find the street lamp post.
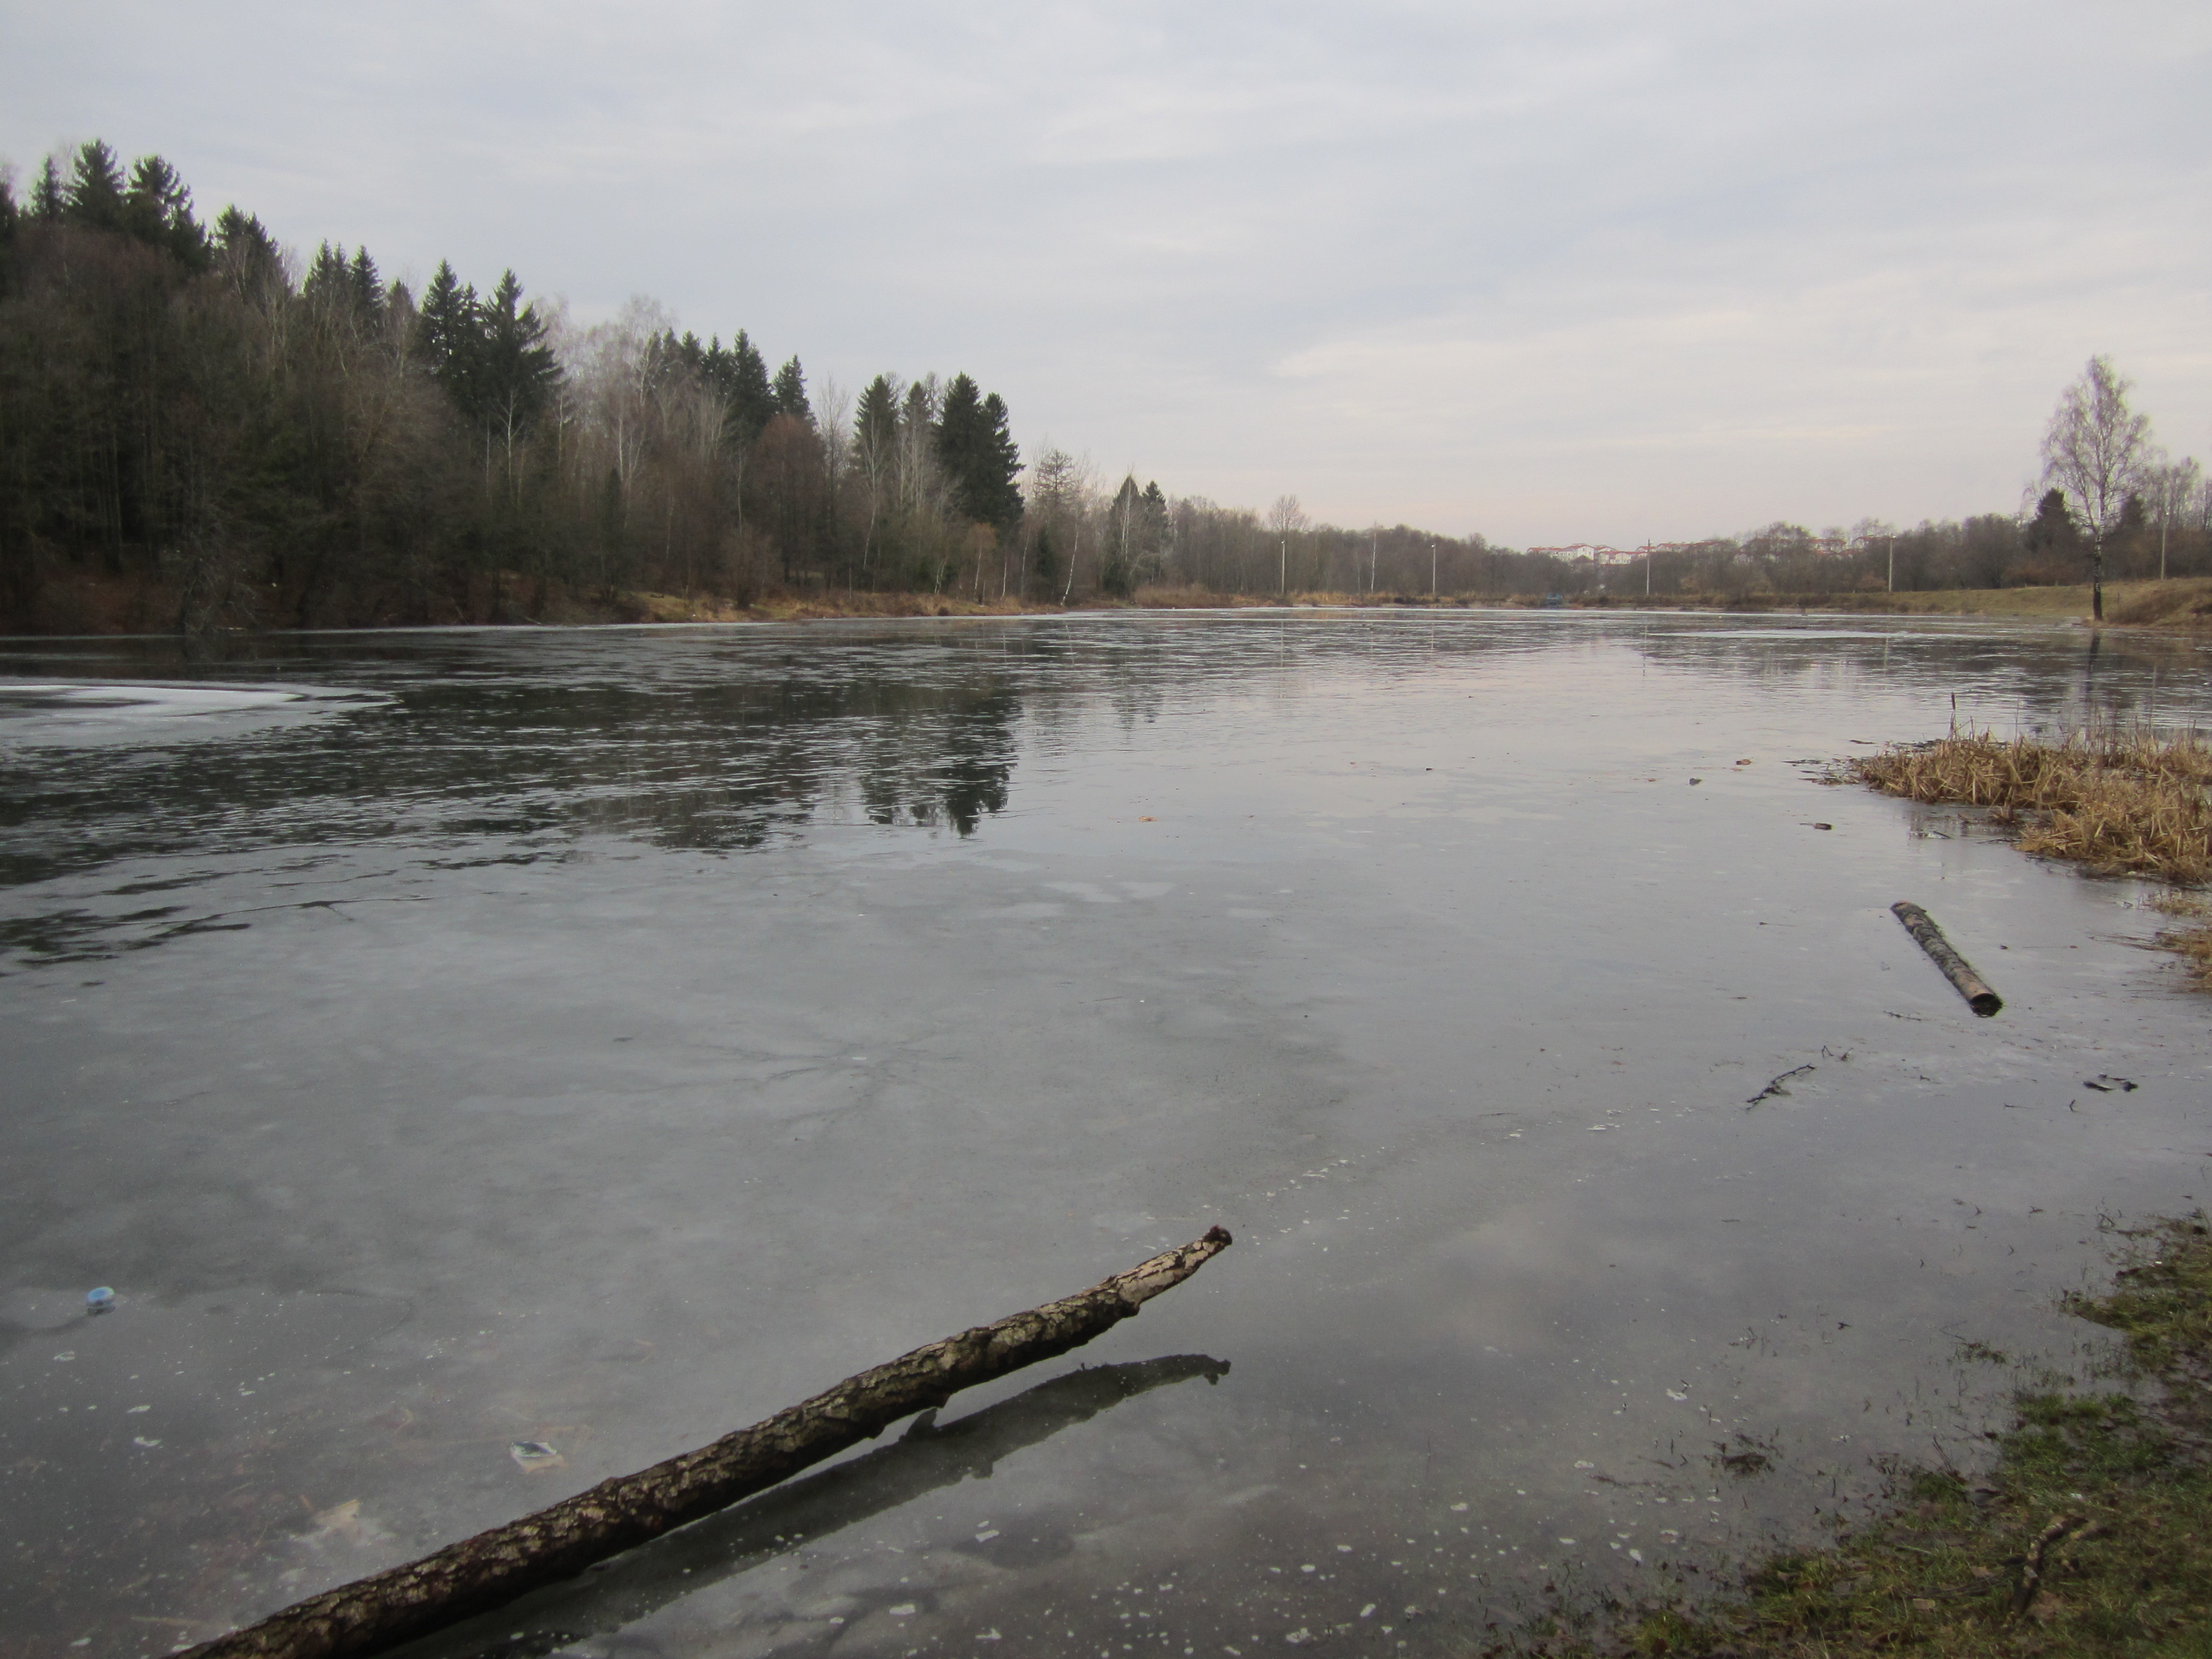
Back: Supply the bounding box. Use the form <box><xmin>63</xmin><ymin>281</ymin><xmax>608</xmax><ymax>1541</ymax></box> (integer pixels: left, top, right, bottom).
<box><xmin>2162</xmin><ymin>476</ymin><xmax>2173</xmax><ymax>582</ymax></box>
<box><xmin>1430</xmin><ymin>540</ymin><xmax>1437</xmax><ymax>597</ymax></box>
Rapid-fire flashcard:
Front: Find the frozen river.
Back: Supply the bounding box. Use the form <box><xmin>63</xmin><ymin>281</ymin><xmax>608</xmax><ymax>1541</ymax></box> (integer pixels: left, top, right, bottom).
<box><xmin>3</xmin><ymin>611</ymin><xmax>2209</xmax><ymax>1658</ymax></box>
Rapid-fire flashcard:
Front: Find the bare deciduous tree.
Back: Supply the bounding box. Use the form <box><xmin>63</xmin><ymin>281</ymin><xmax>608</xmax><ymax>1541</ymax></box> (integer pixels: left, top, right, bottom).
<box><xmin>2041</xmin><ymin>356</ymin><xmax>2159</xmax><ymax>620</ymax></box>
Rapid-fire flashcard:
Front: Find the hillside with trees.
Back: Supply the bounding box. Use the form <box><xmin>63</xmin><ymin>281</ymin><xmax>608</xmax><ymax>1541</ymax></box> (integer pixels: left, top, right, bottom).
<box><xmin>0</xmin><ymin>141</ymin><xmax>1032</xmax><ymax>634</ymax></box>
<box><xmin>2</xmin><ymin>143</ymin><xmax>2206</xmax><ymax>637</ymax></box>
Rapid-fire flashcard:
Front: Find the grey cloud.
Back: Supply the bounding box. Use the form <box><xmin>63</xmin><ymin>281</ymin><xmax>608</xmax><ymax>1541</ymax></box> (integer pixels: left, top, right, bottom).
<box><xmin>6</xmin><ymin>0</ymin><xmax>2205</xmax><ymax>542</ymax></box>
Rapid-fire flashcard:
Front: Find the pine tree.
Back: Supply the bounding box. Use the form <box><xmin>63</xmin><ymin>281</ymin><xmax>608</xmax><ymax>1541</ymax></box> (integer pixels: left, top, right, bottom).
<box><xmin>122</xmin><ymin>154</ymin><xmax>207</xmax><ymax>268</ymax></box>
<box><xmin>724</xmin><ymin>331</ymin><xmax>776</xmax><ymax>441</ymax></box>
<box><xmin>935</xmin><ymin>375</ymin><xmax>1023</xmax><ymax>531</ymax></box>
<box><xmin>855</xmin><ymin>375</ymin><xmax>899</xmax><ymax>452</ymax></box>
<box><xmin>65</xmin><ymin>140</ymin><xmax>126</xmax><ymax>231</ymax></box>
<box><xmin>977</xmin><ymin>392</ymin><xmax>1024</xmax><ymax>530</ymax></box>
<box><xmin>30</xmin><ymin>156</ymin><xmax>65</xmax><ymax>221</ymax></box>
<box><xmin>773</xmin><ymin>356</ymin><xmax>812</xmax><ymax>425</ymax></box>
<box><xmin>304</xmin><ymin>242</ymin><xmax>352</xmax><ymax>311</ymax></box>
<box><xmin>476</xmin><ymin>269</ymin><xmax>560</xmax><ymax>462</ymax></box>
<box><xmin>348</xmin><ymin>248</ymin><xmax>384</xmax><ymax>324</ymax></box>
<box><xmin>936</xmin><ymin>373</ymin><xmax>987</xmax><ymax>516</ymax></box>
<box><xmin>414</xmin><ymin>260</ymin><xmax>481</xmax><ymax>409</ymax></box>
<box><xmin>212</xmin><ymin>207</ymin><xmax>284</xmax><ymax>304</ymax></box>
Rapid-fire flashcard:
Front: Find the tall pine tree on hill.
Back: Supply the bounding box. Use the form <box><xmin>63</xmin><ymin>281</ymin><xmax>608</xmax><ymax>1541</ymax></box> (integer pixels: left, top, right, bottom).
<box><xmin>65</xmin><ymin>141</ymin><xmax>126</xmax><ymax>231</ymax></box>
<box><xmin>855</xmin><ymin>375</ymin><xmax>898</xmax><ymax>452</ymax></box>
<box><xmin>348</xmin><ymin>248</ymin><xmax>384</xmax><ymax>322</ymax></box>
<box><xmin>414</xmin><ymin>260</ymin><xmax>480</xmax><ymax>411</ymax></box>
<box><xmin>476</xmin><ymin>270</ymin><xmax>559</xmax><ymax>473</ymax></box>
<box><xmin>212</xmin><ymin>207</ymin><xmax>284</xmax><ymax>304</ymax></box>
<box><xmin>304</xmin><ymin>242</ymin><xmax>352</xmax><ymax>311</ymax></box>
<box><xmin>773</xmin><ymin>356</ymin><xmax>811</xmax><ymax>425</ymax></box>
<box><xmin>29</xmin><ymin>156</ymin><xmax>64</xmax><ymax>221</ymax></box>
<box><xmin>724</xmin><ymin>331</ymin><xmax>776</xmax><ymax>440</ymax></box>
<box><xmin>121</xmin><ymin>155</ymin><xmax>207</xmax><ymax>268</ymax></box>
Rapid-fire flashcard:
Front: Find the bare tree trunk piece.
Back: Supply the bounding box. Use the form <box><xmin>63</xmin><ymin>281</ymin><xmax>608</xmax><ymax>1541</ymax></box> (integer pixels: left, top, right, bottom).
<box><xmin>181</xmin><ymin>1228</ymin><xmax>1234</xmax><ymax>1659</ymax></box>
<box><xmin>1892</xmin><ymin>901</ymin><xmax>2002</xmax><ymax>1016</ymax></box>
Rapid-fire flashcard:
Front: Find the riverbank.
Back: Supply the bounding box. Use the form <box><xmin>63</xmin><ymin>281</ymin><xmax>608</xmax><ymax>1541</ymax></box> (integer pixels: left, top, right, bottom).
<box><xmin>1851</xmin><ymin>731</ymin><xmax>2212</xmax><ymax>983</ymax></box>
<box><xmin>1541</xmin><ymin>578</ymin><xmax>2212</xmax><ymax>626</ymax></box>
<box><xmin>18</xmin><ymin>567</ymin><xmax>2212</xmax><ymax>636</ymax></box>
<box><xmin>1506</xmin><ymin>733</ymin><xmax>2212</xmax><ymax>1655</ymax></box>
<box><xmin>1548</xmin><ymin>1217</ymin><xmax>2212</xmax><ymax>1658</ymax></box>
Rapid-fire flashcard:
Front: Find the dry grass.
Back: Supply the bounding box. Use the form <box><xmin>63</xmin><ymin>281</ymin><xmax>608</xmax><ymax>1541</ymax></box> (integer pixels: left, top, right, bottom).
<box><xmin>1854</xmin><ymin>730</ymin><xmax>2212</xmax><ymax>884</ymax></box>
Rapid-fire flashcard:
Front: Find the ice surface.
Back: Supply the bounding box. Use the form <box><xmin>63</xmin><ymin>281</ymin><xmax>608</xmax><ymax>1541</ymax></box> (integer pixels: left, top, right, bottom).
<box><xmin>2</xmin><ymin>612</ymin><xmax>2209</xmax><ymax>1655</ymax></box>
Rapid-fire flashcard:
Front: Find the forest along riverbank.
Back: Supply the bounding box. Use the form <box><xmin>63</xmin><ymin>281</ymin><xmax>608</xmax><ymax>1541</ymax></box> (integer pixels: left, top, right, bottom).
<box><xmin>16</xmin><ymin>569</ymin><xmax>2212</xmax><ymax>635</ymax></box>
<box><xmin>4</xmin><ymin>613</ymin><xmax>2211</xmax><ymax>1657</ymax></box>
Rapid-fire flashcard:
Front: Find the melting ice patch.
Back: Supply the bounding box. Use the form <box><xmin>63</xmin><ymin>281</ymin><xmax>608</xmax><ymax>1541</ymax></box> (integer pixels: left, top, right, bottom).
<box><xmin>0</xmin><ymin>681</ymin><xmax>385</xmax><ymax>747</ymax></box>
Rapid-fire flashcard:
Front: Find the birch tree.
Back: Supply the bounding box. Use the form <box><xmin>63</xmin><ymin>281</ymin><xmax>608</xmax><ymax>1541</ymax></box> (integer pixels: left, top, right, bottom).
<box><xmin>2041</xmin><ymin>356</ymin><xmax>2159</xmax><ymax>620</ymax></box>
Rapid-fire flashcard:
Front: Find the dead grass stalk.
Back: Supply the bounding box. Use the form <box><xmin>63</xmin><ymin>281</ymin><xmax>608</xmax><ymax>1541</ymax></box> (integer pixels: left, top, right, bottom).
<box><xmin>1853</xmin><ymin>729</ymin><xmax>2212</xmax><ymax>884</ymax></box>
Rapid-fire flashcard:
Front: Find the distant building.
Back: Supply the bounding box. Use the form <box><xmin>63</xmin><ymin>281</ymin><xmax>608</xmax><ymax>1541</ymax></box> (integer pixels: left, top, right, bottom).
<box><xmin>1529</xmin><ymin>543</ymin><xmax>1639</xmax><ymax>566</ymax></box>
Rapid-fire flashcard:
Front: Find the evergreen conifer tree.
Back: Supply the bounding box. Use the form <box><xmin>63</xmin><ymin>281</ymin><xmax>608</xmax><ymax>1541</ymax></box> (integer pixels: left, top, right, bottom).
<box><xmin>855</xmin><ymin>375</ymin><xmax>899</xmax><ymax>451</ymax></box>
<box><xmin>934</xmin><ymin>375</ymin><xmax>1023</xmax><ymax>531</ymax></box>
<box><xmin>415</xmin><ymin>260</ymin><xmax>481</xmax><ymax>409</ymax></box>
<box><xmin>476</xmin><ymin>269</ymin><xmax>559</xmax><ymax>456</ymax></box>
<box><xmin>936</xmin><ymin>373</ymin><xmax>986</xmax><ymax>514</ymax></box>
<box><xmin>773</xmin><ymin>356</ymin><xmax>812</xmax><ymax>425</ymax></box>
<box><xmin>304</xmin><ymin>242</ymin><xmax>352</xmax><ymax>311</ymax></box>
<box><xmin>212</xmin><ymin>207</ymin><xmax>284</xmax><ymax>302</ymax></box>
<box><xmin>30</xmin><ymin>156</ymin><xmax>65</xmax><ymax>221</ymax></box>
<box><xmin>122</xmin><ymin>154</ymin><xmax>207</xmax><ymax>267</ymax></box>
<box><xmin>977</xmin><ymin>392</ymin><xmax>1024</xmax><ymax>530</ymax></box>
<box><xmin>725</xmin><ymin>331</ymin><xmax>776</xmax><ymax>440</ymax></box>
<box><xmin>65</xmin><ymin>140</ymin><xmax>126</xmax><ymax>231</ymax></box>
<box><xmin>348</xmin><ymin>248</ymin><xmax>384</xmax><ymax>323</ymax></box>
<box><xmin>2022</xmin><ymin>487</ymin><xmax>2079</xmax><ymax>560</ymax></box>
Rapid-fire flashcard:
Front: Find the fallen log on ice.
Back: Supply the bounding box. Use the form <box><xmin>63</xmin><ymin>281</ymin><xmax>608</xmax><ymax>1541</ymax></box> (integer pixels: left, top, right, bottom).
<box><xmin>1892</xmin><ymin>901</ymin><xmax>2002</xmax><ymax>1016</ymax></box>
<box><xmin>425</xmin><ymin>1353</ymin><xmax>1232</xmax><ymax>1653</ymax></box>
<box><xmin>181</xmin><ymin>1227</ymin><xmax>1233</xmax><ymax>1659</ymax></box>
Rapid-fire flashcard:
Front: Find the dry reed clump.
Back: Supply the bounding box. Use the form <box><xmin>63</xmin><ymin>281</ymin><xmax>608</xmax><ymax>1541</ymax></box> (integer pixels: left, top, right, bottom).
<box><xmin>1853</xmin><ymin>729</ymin><xmax>2212</xmax><ymax>884</ymax></box>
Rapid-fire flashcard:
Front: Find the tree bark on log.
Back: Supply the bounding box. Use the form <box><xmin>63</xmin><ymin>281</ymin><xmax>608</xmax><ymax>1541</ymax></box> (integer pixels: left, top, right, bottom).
<box><xmin>1892</xmin><ymin>901</ymin><xmax>2002</xmax><ymax>1016</ymax></box>
<box><xmin>181</xmin><ymin>1227</ymin><xmax>1233</xmax><ymax>1659</ymax></box>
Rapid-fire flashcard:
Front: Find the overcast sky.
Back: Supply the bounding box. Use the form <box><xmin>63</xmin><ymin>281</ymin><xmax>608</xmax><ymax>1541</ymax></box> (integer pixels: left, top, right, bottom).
<box><xmin>5</xmin><ymin>1</ymin><xmax>2206</xmax><ymax>545</ymax></box>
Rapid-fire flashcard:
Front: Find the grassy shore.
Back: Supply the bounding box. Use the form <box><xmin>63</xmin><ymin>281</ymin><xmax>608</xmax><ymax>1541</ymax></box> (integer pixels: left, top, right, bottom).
<box><xmin>1551</xmin><ymin>1218</ymin><xmax>2212</xmax><ymax>1658</ymax></box>
<box><xmin>1546</xmin><ymin>578</ymin><xmax>2212</xmax><ymax>625</ymax></box>
<box><xmin>1849</xmin><ymin>730</ymin><xmax>2212</xmax><ymax>984</ymax></box>
<box><xmin>655</xmin><ymin>578</ymin><xmax>2212</xmax><ymax>627</ymax></box>
<box><xmin>1853</xmin><ymin>732</ymin><xmax>2212</xmax><ymax>886</ymax></box>
<box><xmin>18</xmin><ymin>568</ymin><xmax>2212</xmax><ymax>634</ymax></box>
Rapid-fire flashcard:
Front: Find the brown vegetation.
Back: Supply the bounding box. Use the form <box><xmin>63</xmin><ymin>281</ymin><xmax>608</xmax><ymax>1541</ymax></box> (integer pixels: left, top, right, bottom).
<box><xmin>1854</xmin><ymin>730</ymin><xmax>2212</xmax><ymax>884</ymax></box>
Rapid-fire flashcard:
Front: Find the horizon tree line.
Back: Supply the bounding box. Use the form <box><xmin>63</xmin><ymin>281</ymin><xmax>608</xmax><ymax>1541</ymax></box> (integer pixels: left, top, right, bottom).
<box><xmin>2</xmin><ymin>141</ymin><xmax>2204</xmax><ymax>635</ymax></box>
